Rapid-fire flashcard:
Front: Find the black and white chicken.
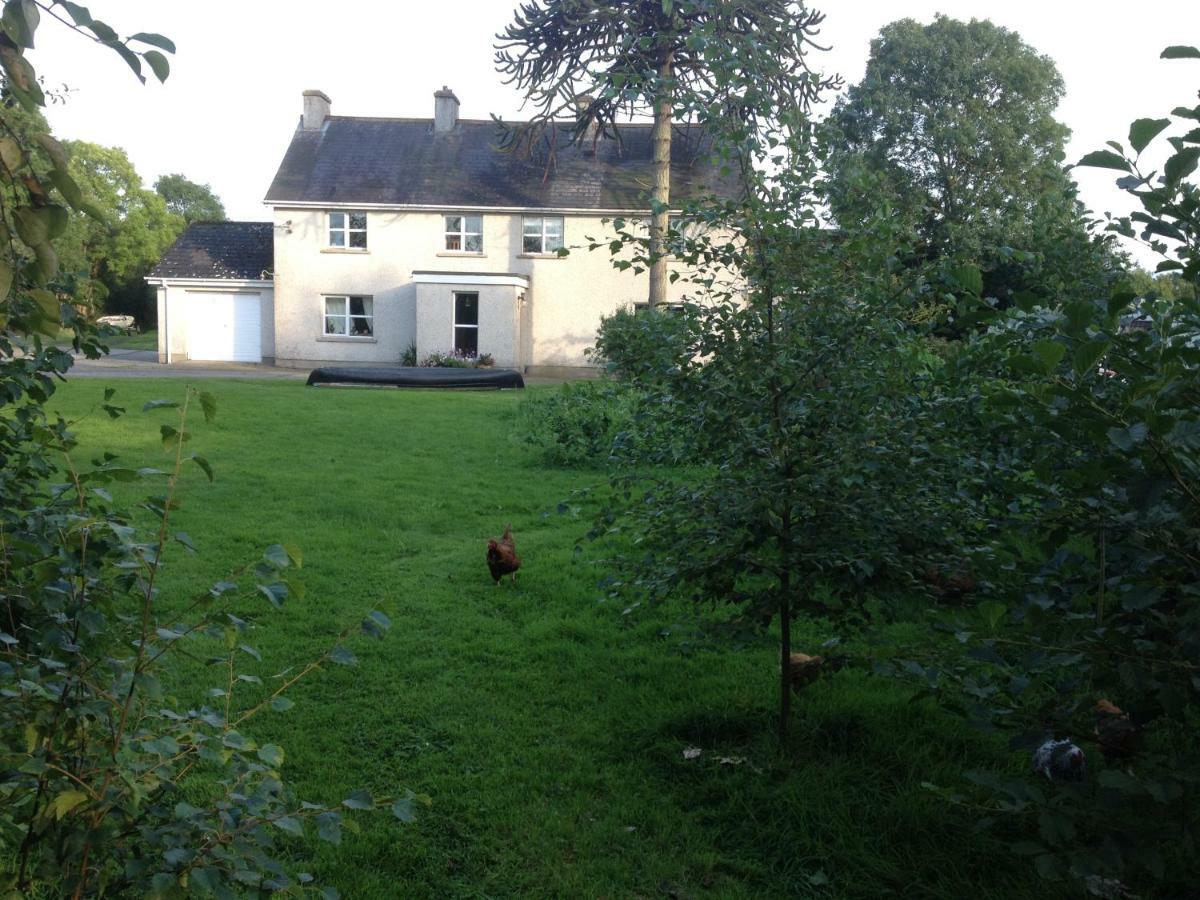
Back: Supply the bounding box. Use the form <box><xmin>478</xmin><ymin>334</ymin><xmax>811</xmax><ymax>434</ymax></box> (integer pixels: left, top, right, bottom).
<box><xmin>1032</xmin><ymin>738</ymin><xmax>1086</xmax><ymax>782</ymax></box>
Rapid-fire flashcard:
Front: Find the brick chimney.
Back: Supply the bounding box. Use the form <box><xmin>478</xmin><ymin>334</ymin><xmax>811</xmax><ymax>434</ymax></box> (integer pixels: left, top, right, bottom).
<box><xmin>575</xmin><ymin>94</ymin><xmax>599</xmax><ymax>150</ymax></box>
<box><xmin>434</xmin><ymin>86</ymin><xmax>460</xmax><ymax>133</ymax></box>
<box><xmin>301</xmin><ymin>90</ymin><xmax>331</xmax><ymax>130</ymax></box>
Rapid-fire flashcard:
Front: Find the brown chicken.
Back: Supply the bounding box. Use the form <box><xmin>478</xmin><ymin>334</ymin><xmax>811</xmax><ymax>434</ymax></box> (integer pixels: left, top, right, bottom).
<box><xmin>486</xmin><ymin>523</ymin><xmax>521</xmax><ymax>585</ymax></box>
<box><xmin>787</xmin><ymin>653</ymin><xmax>825</xmax><ymax>693</ymax></box>
<box><xmin>1095</xmin><ymin>699</ymin><xmax>1139</xmax><ymax>760</ymax></box>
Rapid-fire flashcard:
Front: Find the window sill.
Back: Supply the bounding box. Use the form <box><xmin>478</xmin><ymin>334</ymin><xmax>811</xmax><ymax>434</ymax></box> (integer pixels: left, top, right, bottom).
<box><xmin>517</xmin><ymin>253</ymin><xmax>566</xmax><ymax>259</ymax></box>
<box><xmin>321</xmin><ymin>248</ymin><xmax>369</xmax><ymax>255</ymax></box>
<box><xmin>317</xmin><ymin>335</ymin><xmax>377</xmax><ymax>343</ymax></box>
<box><xmin>436</xmin><ymin>251</ymin><xmax>486</xmax><ymax>258</ymax></box>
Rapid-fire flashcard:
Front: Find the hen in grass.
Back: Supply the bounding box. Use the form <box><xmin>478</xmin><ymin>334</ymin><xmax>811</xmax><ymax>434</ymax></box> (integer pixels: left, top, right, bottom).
<box><xmin>487</xmin><ymin>523</ymin><xmax>521</xmax><ymax>585</ymax></box>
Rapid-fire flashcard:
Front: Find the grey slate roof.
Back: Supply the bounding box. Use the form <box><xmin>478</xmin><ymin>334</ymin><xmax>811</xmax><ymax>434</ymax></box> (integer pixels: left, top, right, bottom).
<box><xmin>264</xmin><ymin>118</ymin><xmax>735</xmax><ymax>209</ymax></box>
<box><xmin>149</xmin><ymin>222</ymin><xmax>274</xmax><ymax>280</ymax></box>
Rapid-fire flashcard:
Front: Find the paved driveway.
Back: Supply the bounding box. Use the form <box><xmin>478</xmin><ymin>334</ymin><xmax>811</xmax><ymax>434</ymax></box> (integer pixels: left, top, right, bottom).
<box><xmin>67</xmin><ymin>349</ymin><xmax>310</xmax><ymax>380</ymax></box>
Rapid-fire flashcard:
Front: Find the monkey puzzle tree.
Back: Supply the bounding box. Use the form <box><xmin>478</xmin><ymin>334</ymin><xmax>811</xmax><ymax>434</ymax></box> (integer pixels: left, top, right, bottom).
<box><xmin>494</xmin><ymin>0</ymin><xmax>838</xmax><ymax>307</ymax></box>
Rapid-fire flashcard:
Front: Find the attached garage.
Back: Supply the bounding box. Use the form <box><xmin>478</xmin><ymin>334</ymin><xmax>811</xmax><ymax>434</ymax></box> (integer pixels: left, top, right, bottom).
<box><xmin>185</xmin><ymin>291</ymin><xmax>263</xmax><ymax>362</ymax></box>
<box><xmin>146</xmin><ymin>222</ymin><xmax>275</xmax><ymax>365</ymax></box>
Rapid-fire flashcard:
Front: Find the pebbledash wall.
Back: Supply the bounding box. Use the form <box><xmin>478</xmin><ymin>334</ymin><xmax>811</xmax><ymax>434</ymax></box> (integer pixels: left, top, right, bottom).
<box><xmin>270</xmin><ymin>206</ymin><xmax>694</xmax><ymax>374</ymax></box>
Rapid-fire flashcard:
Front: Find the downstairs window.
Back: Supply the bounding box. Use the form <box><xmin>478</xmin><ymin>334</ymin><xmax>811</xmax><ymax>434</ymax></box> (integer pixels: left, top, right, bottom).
<box><xmin>324</xmin><ymin>295</ymin><xmax>374</xmax><ymax>336</ymax></box>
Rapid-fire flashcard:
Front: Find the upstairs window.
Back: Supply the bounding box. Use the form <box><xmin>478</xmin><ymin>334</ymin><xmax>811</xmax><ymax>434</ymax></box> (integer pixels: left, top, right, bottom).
<box><xmin>324</xmin><ymin>295</ymin><xmax>374</xmax><ymax>336</ymax></box>
<box><xmin>444</xmin><ymin>214</ymin><xmax>483</xmax><ymax>252</ymax></box>
<box><xmin>522</xmin><ymin>216</ymin><xmax>564</xmax><ymax>254</ymax></box>
<box><xmin>328</xmin><ymin>212</ymin><xmax>367</xmax><ymax>249</ymax></box>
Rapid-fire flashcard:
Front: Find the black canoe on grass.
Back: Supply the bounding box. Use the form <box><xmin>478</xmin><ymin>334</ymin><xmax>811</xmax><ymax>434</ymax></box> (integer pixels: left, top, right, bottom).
<box><xmin>306</xmin><ymin>366</ymin><xmax>525</xmax><ymax>389</ymax></box>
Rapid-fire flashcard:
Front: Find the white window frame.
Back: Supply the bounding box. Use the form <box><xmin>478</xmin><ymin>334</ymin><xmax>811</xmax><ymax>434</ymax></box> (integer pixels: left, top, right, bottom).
<box><xmin>522</xmin><ymin>215</ymin><xmax>565</xmax><ymax>255</ymax></box>
<box><xmin>323</xmin><ymin>294</ymin><xmax>374</xmax><ymax>337</ymax></box>
<box><xmin>444</xmin><ymin>214</ymin><xmax>483</xmax><ymax>253</ymax></box>
<box><xmin>327</xmin><ymin>211</ymin><xmax>367</xmax><ymax>250</ymax></box>
<box><xmin>452</xmin><ymin>291</ymin><xmax>479</xmax><ymax>356</ymax></box>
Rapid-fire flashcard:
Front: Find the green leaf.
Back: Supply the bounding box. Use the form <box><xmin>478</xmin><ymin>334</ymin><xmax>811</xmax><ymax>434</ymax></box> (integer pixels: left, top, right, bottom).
<box><xmin>58</xmin><ymin>2</ymin><xmax>92</xmax><ymax>26</ymax></box>
<box><xmin>198</xmin><ymin>390</ymin><xmax>217</xmax><ymax>423</ymax></box>
<box><xmin>222</xmin><ymin>730</ymin><xmax>253</xmax><ymax>751</ymax></box>
<box><xmin>950</xmin><ymin>264</ymin><xmax>982</xmax><ymax>296</ymax></box>
<box><xmin>283</xmin><ymin>543</ymin><xmax>303</xmax><ymax>567</ymax></box>
<box><xmin>1164</xmin><ymin>146</ymin><xmax>1200</xmax><ymax>184</ymax></box>
<box><xmin>141</xmin><ymin>49</ymin><xmax>169</xmax><ymax>82</ymax></box>
<box><xmin>392</xmin><ymin>796</ymin><xmax>416</xmax><ymax>823</ymax></box>
<box><xmin>263</xmin><ymin>544</ymin><xmax>290</xmax><ymax>568</ymax></box>
<box><xmin>342</xmin><ymin>789</ymin><xmax>373</xmax><ymax>810</ymax></box>
<box><xmin>329</xmin><ymin>646</ymin><xmax>357</xmax><ymax>666</ymax></box>
<box><xmin>1076</xmin><ymin>149</ymin><xmax>1129</xmax><ymax>171</ymax></box>
<box><xmin>257</xmin><ymin>744</ymin><xmax>285</xmax><ymax>767</ymax></box>
<box><xmin>0</xmin><ymin>135</ymin><xmax>23</xmax><ymax>172</ymax></box>
<box><xmin>1161</xmin><ymin>45</ymin><xmax>1200</xmax><ymax>59</ymax></box>
<box><xmin>1032</xmin><ymin>340</ymin><xmax>1066</xmax><ymax>373</ymax></box>
<box><xmin>270</xmin><ymin>696</ymin><xmax>295</xmax><ymax>712</ymax></box>
<box><xmin>189</xmin><ymin>454</ymin><xmax>213</xmax><ymax>482</ymax></box>
<box><xmin>316</xmin><ymin>811</ymin><xmax>342</xmax><ymax>844</ymax></box>
<box><xmin>978</xmin><ymin>601</ymin><xmax>1005</xmax><ymax>630</ymax></box>
<box><xmin>174</xmin><ymin>531</ymin><xmax>197</xmax><ymax>552</ymax></box>
<box><xmin>361</xmin><ymin>610</ymin><xmax>392</xmax><ymax>639</ymax></box>
<box><xmin>159</xmin><ymin>424</ymin><xmax>184</xmax><ymax>451</ymax></box>
<box><xmin>273</xmin><ymin>815</ymin><xmax>303</xmax><ymax>836</ymax></box>
<box><xmin>49</xmin><ymin>790</ymin><xmax>88</xmax><ymax>820</ymax></box>
<box><xmin>1107</xmin><ymin>422</ymin><xmax>1149</xmax><ymax>451</ymax></box>
<box><xmin>129</xmin><ymin>31</ymin><xmax>176</xmax><ymax>53</ymax></box>
<box><xmin>1072</xmin><ymin>339</ymin><xmax>1110</xmax><ymax>377</ymax></box>
<box><xmin>258</xmin><ymin>582</ymin><xmax>287</xmax><ymax>608</ymax></box>
<box><xmin>239</xmin><ymin>643</ymin><xmax>261</xmax><ymax>661</ymax></box>
<box><xmin>29</xmin><ymin>288</ymin><xmax>57</xmax><ymax>319</ymax></box>
<box><xmin>47</xmin><ymin>168</ymin><xmax>83</xmax><ymax>209</ymax></box>
<box><xmin>142</xmin><ymin>399</ymin><xmax>180</xmax><ymax>412</ymax></box>
<box><xmin>0</xmin><ymin>257</ymin><xmax>11</xmax><ymax>299</ymax></box>
<box><xmin>1108</xmin><ymin>288</ymin><xmax>1137</xmax><ymax>317</ymax></box>
<box><xmin>1129</xmin><ymin>117</ymin><xmax>1171</xmax><ymax>154</ymax></box>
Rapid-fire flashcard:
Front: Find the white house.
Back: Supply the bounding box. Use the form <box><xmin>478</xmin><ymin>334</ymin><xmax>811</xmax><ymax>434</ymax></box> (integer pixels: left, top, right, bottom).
<box><xmin>147</xmin><ymin>88</ymin><xmax>733</xmax><ymax>375</ymax></box>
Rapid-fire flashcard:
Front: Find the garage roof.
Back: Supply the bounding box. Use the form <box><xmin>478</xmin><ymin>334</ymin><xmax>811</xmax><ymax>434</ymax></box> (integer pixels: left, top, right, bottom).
<box><xmin>149</xmin><ymin>221</ymin><xmax>274</xmax><ymax>281</ymax></box>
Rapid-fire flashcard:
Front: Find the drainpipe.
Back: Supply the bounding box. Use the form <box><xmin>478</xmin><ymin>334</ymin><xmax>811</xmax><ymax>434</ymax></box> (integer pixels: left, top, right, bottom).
<box><xmin>160</xmin><ymin>283</ymin><xmax>171</xmax><ymax>364</ymax></box>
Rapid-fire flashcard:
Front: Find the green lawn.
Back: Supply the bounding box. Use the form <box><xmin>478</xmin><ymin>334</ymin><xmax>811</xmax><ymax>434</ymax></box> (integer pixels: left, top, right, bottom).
<box><xmin>101</xmin><ymin>327</ymin><xmax>158</xmax><ymax>351</ymax></box>
<box><xmin>44</xmin><ymin>377</ymin><xmax>1059</xmax><ymax>899</ymax></box>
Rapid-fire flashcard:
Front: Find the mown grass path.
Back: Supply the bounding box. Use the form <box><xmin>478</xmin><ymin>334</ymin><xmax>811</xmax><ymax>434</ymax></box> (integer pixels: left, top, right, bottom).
<box><xmin>45</xmin><ymin>377</ymin><xmax>1059</xmax><ymax>899</ymax></box>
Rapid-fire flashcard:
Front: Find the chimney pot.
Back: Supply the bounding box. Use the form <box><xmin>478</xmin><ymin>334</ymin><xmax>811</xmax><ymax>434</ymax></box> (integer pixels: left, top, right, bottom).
<box><xmin>301</xmin><ymin>90</ymin><xmax>331</xmax><ymax>130</ymax></box>
<box><xmin>434</xmin><ymin>86</ymin><xmax>460</xmax><ymax>133</ymax></box>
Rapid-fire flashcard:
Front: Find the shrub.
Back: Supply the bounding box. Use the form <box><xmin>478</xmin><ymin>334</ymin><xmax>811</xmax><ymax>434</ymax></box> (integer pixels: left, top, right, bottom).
<box><xmin>401</xmin><ymin>341</ymin><xmax>417</xmax><ymax>366</ymax></box>
<box><xmin>588</xmin><ymin>305</ymin><xmax>693</xmax><ymax>382</ymax></box>
<box><xmin>419</xmin><ymin>350</ymin><xmax>495</xmax><ymax>368</ymax></box>
<box><xmin>522</xmin><ymin>380</ymin><xmax>640</xmax><ymax>466</ymax></box>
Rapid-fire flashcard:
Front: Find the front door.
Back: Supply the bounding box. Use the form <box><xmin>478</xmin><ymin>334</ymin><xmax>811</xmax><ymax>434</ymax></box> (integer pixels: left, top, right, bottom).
<box><xmin>453</xmin><ymin>292</ymin><xmax>478</xmax><ymax>357</ymax></box>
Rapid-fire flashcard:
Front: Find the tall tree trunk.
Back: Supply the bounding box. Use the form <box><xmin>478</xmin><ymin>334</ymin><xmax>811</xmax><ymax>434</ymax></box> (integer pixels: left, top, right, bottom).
<box><xmin>778</xmin><ymin>568</ymin><xmax>792</xmax><ymax>747</ymax></box>
<box><xmin>648</xmin><ymin>52</ymin><xmax>674</xmax><ymax>308</ymax></box>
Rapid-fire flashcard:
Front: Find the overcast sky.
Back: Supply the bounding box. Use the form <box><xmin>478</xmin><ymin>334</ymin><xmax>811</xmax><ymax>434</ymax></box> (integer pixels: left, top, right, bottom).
<box><xmin>29</xmin><ymin>1</ymin><xmax>1200</xmax><ymax>269</ymax></box>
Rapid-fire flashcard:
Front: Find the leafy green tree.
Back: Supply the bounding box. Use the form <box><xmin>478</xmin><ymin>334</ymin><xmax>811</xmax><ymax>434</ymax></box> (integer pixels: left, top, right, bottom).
<box><xmin>54</xmin><ymin>141</ymin><xmax>184</xmax><ymax>321</ymax></box>
<box><xmin>1</xmin><ymin>4</ymin><xmax>412</xmax><ymax>896</ymax></box>
<box><xmin>154</xmin><ymin>171</ymin><xmax>226</xmax><ymax>223</ymax></box>
<box><xmin>495</xmin><ymin>0</ymin><xmax>838</xmax><ymax>308</ymax></box>
<box><xmin>880</xmin><ymin>44</ymin><xmax>1200</xmax><ymax>896</ymax></box>
<box><xmin>829</xmin><ymin>16</ymin><xmax>1080</xmax><ymax>278</ymax></box>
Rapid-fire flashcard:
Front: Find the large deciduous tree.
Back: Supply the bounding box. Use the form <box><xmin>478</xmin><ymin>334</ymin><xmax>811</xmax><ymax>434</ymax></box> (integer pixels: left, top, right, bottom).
<box><xmin>828</xmin><ymin>16</ymin><xmax>1074</xmax><ymax>271</ymax></box>
<box><xmin>55</xmin><ymin>141</ymin><xmax>184</xmax><ymax>321</ymax></box>
<box><xmin>495</xmin><ymin>0</ymin><xmax>837</xmax><ymax>307</ymax></box>
<box><xmin>154</xmin><ymin>171</ymin><xmax>226</xmax><ymax>223</ymax></box>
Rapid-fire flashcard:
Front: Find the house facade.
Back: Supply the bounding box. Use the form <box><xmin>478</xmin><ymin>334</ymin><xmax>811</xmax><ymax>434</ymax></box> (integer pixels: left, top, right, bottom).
<box><xmin>148</xmin><ymin>88</ymin><xmax>730</xmax><ymax>374</ymax></box>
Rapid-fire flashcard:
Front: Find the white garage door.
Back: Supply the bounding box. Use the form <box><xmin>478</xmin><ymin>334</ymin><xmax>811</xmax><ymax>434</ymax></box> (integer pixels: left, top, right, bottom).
<box><xmin>187</xmin><ymin>292</ymin><xmax>262</xmax><ymax>363</ymax></box>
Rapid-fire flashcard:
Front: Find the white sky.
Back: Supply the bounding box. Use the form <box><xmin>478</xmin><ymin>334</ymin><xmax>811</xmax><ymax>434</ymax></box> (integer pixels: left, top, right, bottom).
<box><xmin>30</xmin><ymin>1</ymin><xmax>1200</xmax><ymax>269</ymax></box>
